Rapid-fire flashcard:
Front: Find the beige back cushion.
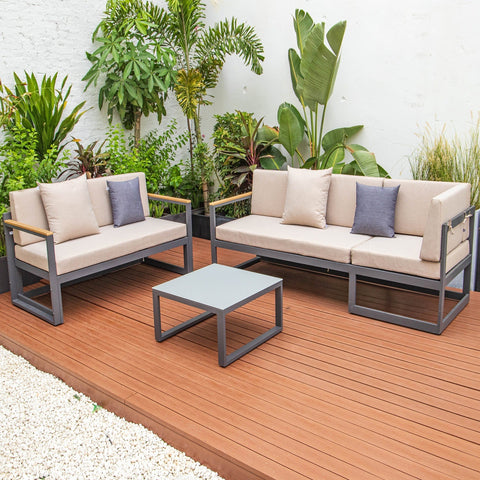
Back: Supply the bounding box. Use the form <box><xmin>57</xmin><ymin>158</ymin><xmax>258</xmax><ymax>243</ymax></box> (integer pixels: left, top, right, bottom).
<box><xmin>282</xmin><ymin>166</ymin><xmax>332</xmax><ymax>228</ymax></box>
<box><xmin>326</xmin><ymin>174</ymin><xmax>384</xmax><ymax>227</ymax></box>
<box><xmin>9</xmin><ymin>187</ymin><xmax>50</xmax><ymax>246</ymax></box>
<box><xmin>87</xmin><ymin>172</ymin><xmax>150</xmax><ymax>227</ymax></box>
<box><xmin>251</xmin><ymin>169</ymin><xmax>288</xmax><ymax>218</ymax></box>
<box><xmin>420</xmin><ymin>183</ymin><xmax>471</xmax><ymax>262</ymax></box>
<box><xmin>383</xmin><ymin>178</ymin><xmax>459</xmax><ymax>236</ymax></box>
<box><xmin>38</xmin><ymin>175</ymin><xmax>100</xmax><ymax>244</ymax></box>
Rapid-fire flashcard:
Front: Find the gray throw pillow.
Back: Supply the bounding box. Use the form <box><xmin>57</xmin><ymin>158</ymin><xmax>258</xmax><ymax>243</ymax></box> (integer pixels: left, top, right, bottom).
<box><xmin>351</xmin><ymin>183</ymin><xmax>400</xmax><ymax>237</ymax></box>
<box><xmin>107</xmin><ymin>177</ymin><xmax>145</xmax><ymax>227</ymax></box>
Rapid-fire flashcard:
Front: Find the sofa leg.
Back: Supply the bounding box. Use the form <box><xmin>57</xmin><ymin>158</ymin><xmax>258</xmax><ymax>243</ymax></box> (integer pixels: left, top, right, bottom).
<box><xmin>347</xmin><ymin>271</ymin><xmax>357</xmax><ymax>313</ymax></box>
<box><xmin>185</xmin><ymin>239</ymin><xmax>194</xmax><ymax>273</ymax></box>
<box><xmin>49</xmin><ymin>276</ymin><xmax>64</xmax><ymax>326</ymax></box>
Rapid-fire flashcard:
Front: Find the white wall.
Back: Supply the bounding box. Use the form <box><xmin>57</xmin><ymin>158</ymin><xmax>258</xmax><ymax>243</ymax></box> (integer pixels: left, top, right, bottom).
<box><xmin>2</xmin><ymin>0</ymin><xmax>479</xmax><ymax>178</ymax></box>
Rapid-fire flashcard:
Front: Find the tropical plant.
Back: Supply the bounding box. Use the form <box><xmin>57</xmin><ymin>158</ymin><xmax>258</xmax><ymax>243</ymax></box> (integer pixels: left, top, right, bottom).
<box><xmin>0</xmin><ymin>124</ymin><xmax>67</xmax><ymax>255</ymax></box>
<box><xmin>104</xmin><ymin>120</ymin><xmax>190</xmax><ymax>199</ymax></box>
<box><xmin>83</xmin><ymin>0</ymin><xmax>176</xmax><ymax>148</ymax></box>
<box><xmin>60</xmin><ymin>139</ymin><xmax>110</xmax><ymax>179</ymax></box>
<box><xmin>410</xmin><ymin>121</ymin><xmax>480</xmax><ymax>209</ymax></box>
<box><xmin>218</xmin><ymin>112</ymin><xmax>285</xmax><ymax>194</ymax></box>
<box><xmin>156</xmin><ymin>0</ymin><xmax>265</xmax><ymax>212</ymax></box>
<box><xmin>0</xmin><ymin>72</ymin><xmax>87</xmax><ymax>159</ymax></box>
<box><xmin>277</xmin><ymin>9</ymin><xmax>388</xmax><ymax>177</ymax></box>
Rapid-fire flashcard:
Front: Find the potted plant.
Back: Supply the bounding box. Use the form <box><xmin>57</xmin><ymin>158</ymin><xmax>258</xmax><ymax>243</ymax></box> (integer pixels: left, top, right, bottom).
<box><xmin>0</xmin><ymin>72</ymin><xmax>85</xmax><ymax>292</ymax></box>
<box><xmin>277</xmin><ymin>9</ymin><xmax>388</xmax><ymax>176</ymax></box>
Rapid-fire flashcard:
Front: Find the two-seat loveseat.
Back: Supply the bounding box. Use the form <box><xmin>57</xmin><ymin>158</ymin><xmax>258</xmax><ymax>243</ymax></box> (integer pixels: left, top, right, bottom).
<box><xmin>209</xmin><ymin>168</ymin><xmax>474</xmax><ymax>334</ymax></box>
<box><xmin>3</xmin><ymin>172</ymin><xmax>193</xmax><ymax>326</ymax></box>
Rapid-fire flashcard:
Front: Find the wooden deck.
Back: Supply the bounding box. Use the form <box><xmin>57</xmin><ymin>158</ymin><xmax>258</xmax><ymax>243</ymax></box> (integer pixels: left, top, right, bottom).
<box><xmin>1</xmin><ymin>238</ymin><xmax>479</xmax><ymax>479</ymax></box>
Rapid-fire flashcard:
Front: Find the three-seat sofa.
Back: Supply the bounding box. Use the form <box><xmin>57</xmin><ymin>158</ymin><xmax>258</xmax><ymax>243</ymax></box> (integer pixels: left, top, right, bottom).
<box><xmin>209</xmin><ymin>169</ymin><xmax>474</xmax><ymax>334</ymax></box>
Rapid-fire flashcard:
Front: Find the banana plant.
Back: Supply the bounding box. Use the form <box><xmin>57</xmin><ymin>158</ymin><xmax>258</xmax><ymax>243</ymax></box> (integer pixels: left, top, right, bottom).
<box><xmin>277</xmin><ymin>9</ymin><xmax>388</xmax><ymax>177</ymax></box>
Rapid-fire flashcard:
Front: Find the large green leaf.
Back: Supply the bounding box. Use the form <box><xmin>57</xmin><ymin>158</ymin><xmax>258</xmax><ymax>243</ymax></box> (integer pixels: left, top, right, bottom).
<box><xmin>277</xmin><ymin>102</ymin><xmax>305</xmax><ymax>157</ymax></box>
<box><xmin>260</xmin><ymin>146</ymin><xmax>286</xmax><ymax>170</ymax></box>
<box><xmin>300</xmin><ymin>24</ymin><xmax>338</xmax><ymax>109</ymax></box>
<box><xmin>321</xmin><ymin>144</ymin><xmax>345</xmax><ymax>170</ymax></box>
<box><xmin>348</xmin><ymin>146</ymin><xmax>380</xmax><ymax>177</ymax></box>
<box><xmin>293</xmin><ymin>9</ymin><xmax>314</xmax><ymax>54</ymax></box>
<box><xmin>256</xmin><ymin>125</ymin><xmax>278</xmax><ymax>144</ymax></box>
<box><xmin>322</xmin><ymin>125</ymin><xmax>363</xmax><ymax>151</ymax></box>
<box><xmin>326</xmin><ymin>20</ymin><xmax>346</xmax><ymax>56</ymax></box>
<box><xmin>288</xmin><ymin>48</ymin><xmax>303</xmax><ymax>103</ymax></box>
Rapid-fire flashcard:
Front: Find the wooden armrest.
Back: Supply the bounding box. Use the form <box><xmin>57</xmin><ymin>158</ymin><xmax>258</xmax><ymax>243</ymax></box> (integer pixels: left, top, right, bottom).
<box><xmin>148</xmin><ymin>193</ymin><xmax>191</xmax><ymax>205</ymax></box>
<box><xmin>209</xmin><ymin>192</ymin><xmax>252</xmax><ymax>207</ymax></box>
<box><xmin>4</xmin><ymin>219</ymin><xmax>53</xmax><ymax>237</ymax></box>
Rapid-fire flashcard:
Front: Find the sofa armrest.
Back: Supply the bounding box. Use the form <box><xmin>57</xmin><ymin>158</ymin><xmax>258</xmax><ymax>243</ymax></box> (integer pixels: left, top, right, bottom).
<box><xmin>4</xmin><ymin>218</ymin><xmax>53</xmax><ymax>239</ymax></box>
<box><xmin>148</xmin><ymin>193</ymin><xmax>191</xmax><ymax>206</ymax></box>
<box><xmin>209</xmin><ymin>192</ymin><xmax>252</xmax><ymax>210</ymax></box>
<box><xmin>420</xmin><ymin>184</ymin><xmax>471</xmax><ymax>262</ymax></box>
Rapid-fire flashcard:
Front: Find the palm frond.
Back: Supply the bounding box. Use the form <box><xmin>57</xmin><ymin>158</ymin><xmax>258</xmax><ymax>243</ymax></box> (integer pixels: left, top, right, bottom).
<box><xmin>195</xmin><ymin>18</ymin><xmax>264</xmax><ymax>89</ymax></box>
<box><xmin>174</xmin><ymin>68</ymin><xmax>205</xmax><ymax>119</ymax></box>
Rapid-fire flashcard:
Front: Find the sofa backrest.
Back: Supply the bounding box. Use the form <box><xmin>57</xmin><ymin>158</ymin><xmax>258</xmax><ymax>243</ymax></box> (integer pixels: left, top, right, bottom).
<box><xmin>9</xmin><ymin>187</ymin><xmax>50</xmax><ymax>246</ymax></box>
<box><xmin>326</xmin><ymin>174</ymin><xmax>384</xmax><ymax>227</ymax></box>
<box><xmin>9</xmin><ymin>172</ymin><xmax>150</xmax><ymax>246</ymax></box>
<box><xmin>383</xmin><ymin>178</ymin><xmax>461</xmax><ymax>236</ymax></box>
<box><xmin>87</xmin><ymin>172</ymin><xmax>150</xmax><ymax>227</ymax></box>
<box><xmin>251</xmin><ymin>169</ymin><xmax>288</xmax><ymax>217</ymax></box>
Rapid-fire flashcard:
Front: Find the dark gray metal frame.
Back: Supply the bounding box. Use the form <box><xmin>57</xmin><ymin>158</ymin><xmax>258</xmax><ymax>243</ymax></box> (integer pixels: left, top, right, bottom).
<box><xmin>153</xmin><ymin>277</ymin><xmax>283</xmax><ymax>367</ymax></box>
<box><xmin>210</xmin><ymin>195</ymin><xmax>474</xmax><ymax>335</ymax></box>
<box><xmin>3</xmin><ymin>195</ymin><xmax>193</xmax><ymax>327</ymax></box>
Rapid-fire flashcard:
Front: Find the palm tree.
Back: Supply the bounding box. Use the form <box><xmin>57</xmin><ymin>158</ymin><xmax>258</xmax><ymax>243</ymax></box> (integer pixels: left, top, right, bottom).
<box><xmin>158</xmin><ymin>0</ymin><xmax>264</xmax><ymax>212</ymax></box>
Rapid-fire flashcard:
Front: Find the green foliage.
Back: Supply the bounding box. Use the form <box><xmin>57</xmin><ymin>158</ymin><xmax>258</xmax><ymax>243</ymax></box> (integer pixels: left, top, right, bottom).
<box><xmin>155</xmin><ymin>0</ymin><xmax>264</xmax><ymax>211</ymax></box>
<box><xmin>410</xmin><ymin>122</ymin><xmax>480</xmax><ymax>209</ymax></box>
<box><xmin>215</xmin><ymin>112</ymin><xmax>285</xmax><ymax>200</ymax></box>
<box><xmin>0</xmin><ymin>124</ymin><xmax>67</xmax><ymax>255</ymax></box>
<box><xmin>105</xmin><ymin>120</ymin><xmax>188</xmax><ymax>192</ymax></box>
<box><xmin>84</xmin><ymin>0</ymin><xmax>176</xmax><ymax>143</ymax></box>
<box><xmin>61</xmin><ymin>139</ymin><xmax>110</xmax><ymax>179</ymax></box>
<box><xmin>277</xmin><ymin>10</ymin><xmax>388</xmax><ymax>177</ymax></box>
<box><xmin>0</xmin><ymin>72</ymin><xmax>87</xmax><ymax>159</ymax></box>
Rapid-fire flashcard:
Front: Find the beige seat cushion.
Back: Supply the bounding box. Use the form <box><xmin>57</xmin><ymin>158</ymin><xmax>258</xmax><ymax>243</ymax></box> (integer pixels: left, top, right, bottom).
<box><xmin>87</xmin><ymin>172</ymin><xmax>150</xmax><ymax>227</ymax></box>
<box><xmin>351</xmin><ymin>234</ymin><xmax>469</xmax><ymax>279</ymax></box>
<box><xmin>14</xmin><ymin>217</ymin><xmax>186</xmax><ymax>275</ymax></box>
<box><xmin>282</xmin><ymin>166</ymin><xmax>332</xmax><ymax>228</ymax></box>
<box><xmin>217</xmin><ymin>215</ymin><xmax>372</xmax><ymax>263</ymax></box>
<box><xmin>39</xmin><ymin>175</ymin><xmax>100</xmax><ymax>244</ymax></box>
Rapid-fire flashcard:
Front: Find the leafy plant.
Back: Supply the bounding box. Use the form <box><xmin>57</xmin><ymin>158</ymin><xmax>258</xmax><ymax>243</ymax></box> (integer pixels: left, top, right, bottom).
<box><xmin>104</xmin><ymin>121</ymin><xmax>191</xmax><ymax>213</ymax></box>
<box><xmin>154</xmin><ymin>0</ymin><xmax>265</xmax><ymax>212</ymax></box>
<box><xmin>61</xmin><ymin>139</ymin><xmax>110</xmax><ymax>179</ymax></box>
<box><xmin>84</xmin><ymin>0</ymin><xmax>176</xmax><ymax>148</ymax></box>
<box><xmin>218</xmin><ymin>112</ymin><xmax>285</xmax><ymax>196</ymax></box>
<box><xmin>410</xmin><ymin>121</ymin><xmax>480</xmax><ymax>209</ymax></box>
<box><xmin>277</xmin><ymin>9</ymin><xmax>388</xmax><ymax>177</ymax></box>
<box><xmin>0</xmin><ymin>124</ymin><xmax>67</xmax><ymax>255</ymax></box>
<box><xmin>0</xmin><ymin>72</ymin><xmax>87</xmax><ymax>159</ymax></box>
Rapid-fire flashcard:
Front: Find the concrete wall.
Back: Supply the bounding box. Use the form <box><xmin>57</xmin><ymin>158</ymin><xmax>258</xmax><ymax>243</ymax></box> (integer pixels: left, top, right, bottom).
<box><xmin>2</xmin><ymin>0</ymin><xmax>479</xmax><ymax>178</ymax></box>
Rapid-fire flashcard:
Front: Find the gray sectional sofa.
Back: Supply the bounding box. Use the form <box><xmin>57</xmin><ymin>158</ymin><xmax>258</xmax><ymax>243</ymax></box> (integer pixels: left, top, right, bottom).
<box><xmin>3</xmin><ymin>172</ymin><xmax>193</xmax><ymax>326</ymax></box>
<box><xmin>210</xmin><ymin>169</ymin><xmax>474</xmax><ymax>334</ymax></box>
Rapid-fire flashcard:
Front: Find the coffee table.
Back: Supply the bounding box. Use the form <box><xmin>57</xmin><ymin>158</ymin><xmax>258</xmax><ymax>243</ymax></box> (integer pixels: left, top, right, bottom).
<box><xmin>152</xmin><ymin>263</ymin><xmax>283</xmax><ymax>367</ymax></box>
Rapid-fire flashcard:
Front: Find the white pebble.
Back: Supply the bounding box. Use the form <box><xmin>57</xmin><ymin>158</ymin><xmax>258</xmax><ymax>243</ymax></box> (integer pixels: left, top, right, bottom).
<box><xmin>0</xmin><ymin>346</ymin><xmax>224</xmax><ymax>480</ymax></box>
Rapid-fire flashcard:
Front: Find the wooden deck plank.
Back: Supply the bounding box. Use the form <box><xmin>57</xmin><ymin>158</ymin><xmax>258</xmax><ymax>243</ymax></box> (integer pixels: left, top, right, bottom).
<box><xmin>1</xmin><ymin>238</ymin><xmax>480</xmax><ymax>480</ymax></box>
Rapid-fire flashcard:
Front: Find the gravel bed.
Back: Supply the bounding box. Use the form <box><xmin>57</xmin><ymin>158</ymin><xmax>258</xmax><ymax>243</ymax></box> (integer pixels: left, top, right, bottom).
<box><xmin>0</xmin><ymin>346</ymin><xmax>224</xmax><ymax>480</ymax></box>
